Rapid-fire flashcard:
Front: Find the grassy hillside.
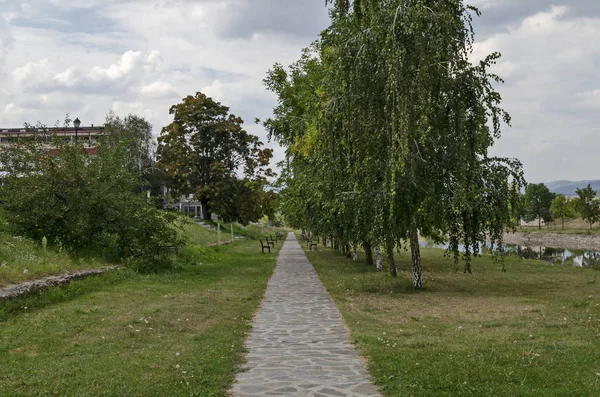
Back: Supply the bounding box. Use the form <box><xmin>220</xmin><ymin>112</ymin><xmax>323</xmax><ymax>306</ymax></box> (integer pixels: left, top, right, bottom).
<box><xmin>1</xmin><ymin>209</ymin><xmax>286</xmax><ymax>288</ymax></box>
<box><xmin>0</xmin><ymin>237</ymin><xmax>282</xmax><ymax>396</ymax></box>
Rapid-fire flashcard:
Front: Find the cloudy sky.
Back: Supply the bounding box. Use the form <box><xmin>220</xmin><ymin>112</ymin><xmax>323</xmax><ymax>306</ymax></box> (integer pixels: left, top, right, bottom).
<box><xmin>1</xmin><ymin>0</ymin><xmax>599</xmax><ymax>183</ymax></box>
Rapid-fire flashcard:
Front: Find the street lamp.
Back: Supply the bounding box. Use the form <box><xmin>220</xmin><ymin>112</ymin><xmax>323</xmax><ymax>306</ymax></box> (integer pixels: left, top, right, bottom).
<box><xmin>73</xmin><ymin>117</ymin><xmax>81</xmax><ymax>143</ymax></box>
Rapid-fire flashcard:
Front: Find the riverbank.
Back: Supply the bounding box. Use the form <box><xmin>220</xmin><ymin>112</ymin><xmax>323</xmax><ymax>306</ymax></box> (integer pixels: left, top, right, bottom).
<box><xmin>503</xmin><ymin>231</ymin><xmax>600</xmax><ymax>251</ymax></box>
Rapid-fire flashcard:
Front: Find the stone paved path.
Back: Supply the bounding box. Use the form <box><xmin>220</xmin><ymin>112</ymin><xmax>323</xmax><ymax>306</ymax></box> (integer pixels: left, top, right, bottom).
<box><xmin>230</xmin><ymin>233</ymin><xmax>381</xmax><ymax>397</ymax></box>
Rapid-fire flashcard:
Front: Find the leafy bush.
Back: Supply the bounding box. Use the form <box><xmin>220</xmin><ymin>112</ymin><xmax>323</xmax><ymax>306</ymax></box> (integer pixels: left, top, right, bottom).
<box><xmin>0</xmin><ymin>123</ymin><xmax>185</xmax><ymax>269</ymax></box>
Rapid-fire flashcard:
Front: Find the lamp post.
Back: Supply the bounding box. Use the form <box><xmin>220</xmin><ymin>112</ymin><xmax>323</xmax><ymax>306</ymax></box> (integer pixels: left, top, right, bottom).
<box><xmin>73</xmin><ymin>117</ymin><xmax>81</xmax><ymax>143</ymax></box>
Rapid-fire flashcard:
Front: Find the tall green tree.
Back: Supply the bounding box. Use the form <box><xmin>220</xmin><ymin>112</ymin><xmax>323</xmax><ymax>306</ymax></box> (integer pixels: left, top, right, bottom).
<box><xmin>104</xmin><ymin>112</ymin><xmax>156</xmax><ymax>179</ymax></box>
<box><xmin>574</xmin><ymin>184</ymin><xmax>599</xmax><ymax>229</ymax></box>
<box><xmin>157</xmin><ymin>92</ymin><xmax>273</xmax><ymax>220</ymax></box>
<box><xmin>266</xmin><ymin>0</ymin><xmax>524</xmax><ymax>287</ymax></box>
<box><xmin>550</xmin><ymin>194</ymin><xmax>573</xmax><ymax>230</ymax></box>
<box><xmin>523</xmin><ymin>183</ymin><xmax>556</xmax><ymax>229</ymax></box>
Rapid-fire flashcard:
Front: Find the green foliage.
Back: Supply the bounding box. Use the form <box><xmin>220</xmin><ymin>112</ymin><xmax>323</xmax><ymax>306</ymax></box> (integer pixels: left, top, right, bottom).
<box><xmin>264</xmin><ymin>0</ymin><xmax>525</xmax><ymax>286</ymax></box>
<box><xmin>523</xmin><ymin>183</ymin><xmax>556</xmax><ymax>228</ymax></box>
<box><xmin>156</xmin><ymin>92</ymin><xmax>275</xmax><ymax>221</ymax></box>
<box><xmin>574</xmin><ymin>184</ymin><xmax>600</xmax><ymax>229</ymax></box>
<box><xmin>0</xmin><ymin>121</ymin><xmax>185</xmax><ymax>268</ymax></box>
<box><xmin>104</xmin><ymin>112</ymin><xmax>156</xmax><ymax>179</ymax></box>
<box><xmin>550</xmin><ymin>194</ymin><xmax>574</xmax><ymax>230</ymax></box>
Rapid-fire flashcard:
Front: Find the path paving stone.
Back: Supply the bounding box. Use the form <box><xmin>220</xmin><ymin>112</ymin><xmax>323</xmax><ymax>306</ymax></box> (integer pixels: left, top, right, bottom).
<box><xmin>231</xmin><ymin>233</ymin><xmax>381</xmax><ymax>397</ymax></box>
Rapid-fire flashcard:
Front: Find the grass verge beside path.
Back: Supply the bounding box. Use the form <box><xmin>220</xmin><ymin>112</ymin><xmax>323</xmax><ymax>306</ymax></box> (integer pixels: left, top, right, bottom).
<box><xmin>0</xmin><ymin>238</ymin><xmax>282</xmax><ymax>397</ymax></box>
<box><xmin>304</xmin><ymin>244</ymin><xmax>600</xmax><ymax>396</ymax></box>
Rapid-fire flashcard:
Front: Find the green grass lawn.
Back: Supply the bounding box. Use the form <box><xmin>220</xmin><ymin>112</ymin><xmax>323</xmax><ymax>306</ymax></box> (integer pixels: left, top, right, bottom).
<box><xmin>304</xmin><ymin>244</ymin><xmax>600</xmax><ymax>396</ymax></box>
<box><xmin>0</xmin><ymin>214</ymin><xmax>285</xmax><ymax>287</ymax></box>
<box><xmin>0</xmin><ymin>238</ymin><xmax>283</xmax><ymax>396</ymax></box>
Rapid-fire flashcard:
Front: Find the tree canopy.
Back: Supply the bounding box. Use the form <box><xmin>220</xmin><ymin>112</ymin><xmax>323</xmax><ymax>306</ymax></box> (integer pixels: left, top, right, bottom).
<box><xmin>523</xmin><ymin>183</ymin><xmax>556</xmax><ymax>229</ymax></box>
<box><xmin>574</xmin><ymin>184</ymin><xmax>600</xmax><ymax>229</ymax></box>
<box><xmin>157</xmin><ymin>92</ymin><xmax>275</xmax><ymax>222</ymax></box>
<box><xmin>0</xmin><ymin>119</ymin><xmax>184</xmax><ymax>268</ymax></box>
<box><xmin>264</xmin><ymin>0</ymin><xmax>524</xmax><ymax>288</ymax></box>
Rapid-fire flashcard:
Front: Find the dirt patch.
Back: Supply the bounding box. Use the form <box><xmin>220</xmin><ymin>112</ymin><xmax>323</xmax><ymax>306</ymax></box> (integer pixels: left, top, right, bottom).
<box><xmin>503</xmin><ymin>232</ymin><xmax>600</xmax><ymax>251</ymax></box>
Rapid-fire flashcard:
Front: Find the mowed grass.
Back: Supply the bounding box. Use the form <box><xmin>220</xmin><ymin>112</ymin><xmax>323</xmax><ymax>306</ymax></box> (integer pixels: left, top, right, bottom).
<box><xmin>305</xmin><ymin>245</ymin><xmax>600</xmax><ymax>396</ymax></box>
<box><xmin>0</xmin><ymin>238</ymin><xmax>282</xmax><ymax>397</ymax></box>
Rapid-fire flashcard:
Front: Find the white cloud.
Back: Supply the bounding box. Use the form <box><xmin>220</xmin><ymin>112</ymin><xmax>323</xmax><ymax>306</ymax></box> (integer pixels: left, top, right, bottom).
<box><xmin>574</xmin><ymin>90</ymin><xmax>600</xmax><ymax>110</ymax></box>
<box><xmin>481</xmin><ymin>5</ymin><xmax>600</xmax><ymax>181</ymax></box>
<box><xmin>1</xmin><ymin>1</ymin><xmax>600</xmax><ymax>182</ymax></box>
<box><xmin>89</xmin><ymin>50</ymin><xmax>158</xmax><ymax>83</ymax></box>
<box><xmin>141</xmin><ymin>81</ymin><xmax>177</xmax><ymax>98</ymax></box>
<box><xmin>521</xmin><ymin>5</ymin><xmax>568</xmax><ymax>32</ymax></box>
<box><xmin>54</xmin><ymin>67</ymin><xmax>80</xmax><ymax>87</ymax></box>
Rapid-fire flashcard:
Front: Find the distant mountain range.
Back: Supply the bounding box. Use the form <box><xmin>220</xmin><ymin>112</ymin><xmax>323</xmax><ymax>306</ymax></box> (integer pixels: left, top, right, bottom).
<box><xmin>544</xmin><ymin>180</ymin><xmax>600</xmax><ymax>196</ymax></box>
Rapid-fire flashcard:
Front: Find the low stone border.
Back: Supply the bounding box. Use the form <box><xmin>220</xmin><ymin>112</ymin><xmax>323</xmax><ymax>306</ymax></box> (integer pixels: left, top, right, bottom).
<box><xmin>0</xmin><ymin>266</ymin><xmax>121</xmax><ymax>300</ymax></box>
<box><xmin>504</xmin><ymin>232</ymin><xmax>600</xmax><ymax>251</ymax></box>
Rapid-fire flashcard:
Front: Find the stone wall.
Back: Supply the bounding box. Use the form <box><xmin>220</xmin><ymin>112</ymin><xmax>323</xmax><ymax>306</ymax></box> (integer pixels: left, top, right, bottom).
<box><xmin>0</xmin><ymin>267</ymin><xmax>119</xmax><ymax>300</ymax></box>
<box><xmin>503</xmin><ymin>232</ymin><xmax>600</xmax><ymax>251</ymax></box>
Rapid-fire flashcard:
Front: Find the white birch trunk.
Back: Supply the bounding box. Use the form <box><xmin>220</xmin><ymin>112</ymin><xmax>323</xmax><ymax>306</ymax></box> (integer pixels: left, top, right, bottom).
<box><xmin>375</xmin><ymin>244</ymin><xmax>383</xmax><ymax>272</ymax></box>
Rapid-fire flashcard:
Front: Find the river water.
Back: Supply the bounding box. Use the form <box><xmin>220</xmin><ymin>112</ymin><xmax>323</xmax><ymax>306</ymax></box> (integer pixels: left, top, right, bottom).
<box><xmin>419</xmin><ymin>241</ymin><xmax>600</xmax><ymax>268</ymax></box>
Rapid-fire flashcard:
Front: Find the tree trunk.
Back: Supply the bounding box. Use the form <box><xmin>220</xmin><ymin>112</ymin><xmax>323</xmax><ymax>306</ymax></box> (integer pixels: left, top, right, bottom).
<box><xmin>352</xmin><ymin>244</ymin><xmax>358</xmax><ymax>262</ymax></box>
<box><xmin>375</xmin><ymin>244</ymin><xmax>383</xmax><ymax>272</ymax></box>
<box><xmin>345</xmin><ymin>244</ymin><xmax>352</xmax><ymax>259</ymax></box>
<box><xmin>386</xmin><ymin>239</ymin><xmax>397</xmax><ymax>277</ymax></box>
<box><xmin>538</xmin><ymin>215</ymin><xmax>541</xmax><ymax>230</ymax></box>
<box><xmin>334</xmin><ymin>240</ymin><xmax>339</xmax><ymax>252</ymax></box>
<box><xmin>409</xmin><ymin>220</ymin><xmax>423</xmax><ymax>289</ymax></box>
<box><xmin>323</xmin><ymin>237</ymin><xmax>327</xmax><ymax>248</ymax></box>
<box><xmin>201</xmin><ymin>200</ymin><xmax>210</xmax><ymax>221</ymax></box>
<box><xmin>562</xmin><ymin>216</ymin><xmax>564</xmax><ymax>230</ymax></box>
<box><xmin>364</xmin><ymin>242</ymin><xmax>374</xmax><ymax>265</ymax></box>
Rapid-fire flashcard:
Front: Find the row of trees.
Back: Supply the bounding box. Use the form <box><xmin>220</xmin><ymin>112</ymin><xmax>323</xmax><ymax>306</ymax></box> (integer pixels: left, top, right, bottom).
<box><xmin>264</xmin><ymin>1</ymin><xmax>524</xmax><ymax>288</ymax></box>
<box><xmin>522</xmin><ymin>183</ymin><xmax>599</xmax><ymax>229</ymax></box>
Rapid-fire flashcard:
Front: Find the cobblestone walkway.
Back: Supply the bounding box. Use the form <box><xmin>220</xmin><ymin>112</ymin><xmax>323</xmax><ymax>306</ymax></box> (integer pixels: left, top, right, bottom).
<box><xmin>230</xmin><ymin>233</ymin><xmax>381</xmax><ymax>397</ymax></box>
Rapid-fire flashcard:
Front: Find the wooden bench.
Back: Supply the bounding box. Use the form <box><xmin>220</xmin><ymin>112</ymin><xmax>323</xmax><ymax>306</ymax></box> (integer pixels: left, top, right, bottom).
<box><xmin>157</xmin><ymin>245</ymin><xmax>179</xmax><ymax>255</ymax></box>
<box><xmin>266</xmin><ymin>236</ymin><xmax>275</xmax><ymax>247</ymax></box>
<box><xmin>269</xmin><ymin>234</ymin><xmax>277</xmax><ymax>244</ymax></box>
<box><xmin>308</xmin><ymin>240</ymin><xmax>318</xmax><ymax>251</ymax></box>
<box><xmin>259</xmin><ymin>239</ymin><xmax>271</xmax><ymax>254</ymax></box>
